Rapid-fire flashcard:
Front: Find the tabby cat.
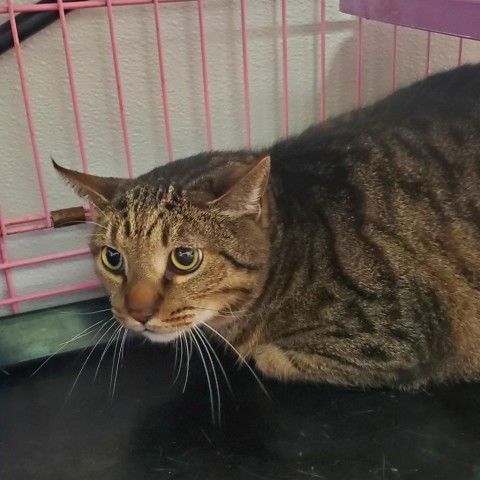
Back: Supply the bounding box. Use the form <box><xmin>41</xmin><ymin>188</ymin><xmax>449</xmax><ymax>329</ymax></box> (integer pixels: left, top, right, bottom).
<box><xmin>55</xmin><ymin>64</ymin><xmax>480</xmax><ymax>389</ymax></box>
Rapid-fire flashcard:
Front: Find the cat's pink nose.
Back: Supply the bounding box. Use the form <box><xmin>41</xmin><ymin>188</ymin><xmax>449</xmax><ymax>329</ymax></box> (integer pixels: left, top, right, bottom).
<box><xmin>128</xmin><ymin>309</ymin><xmax>154</xmax><ymax>324</ymax></box>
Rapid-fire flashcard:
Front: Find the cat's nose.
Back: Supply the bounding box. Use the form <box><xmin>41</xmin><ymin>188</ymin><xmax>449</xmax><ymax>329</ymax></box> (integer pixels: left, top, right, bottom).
<box><xmin>126</xmin><ymin>281</ymin><xmax>163</xmax><ymax>324</ymax></box>
<box><xmin>128</xmin><ymin>309</ymin><xmax>155</xmax><ymax>324</ymax></box>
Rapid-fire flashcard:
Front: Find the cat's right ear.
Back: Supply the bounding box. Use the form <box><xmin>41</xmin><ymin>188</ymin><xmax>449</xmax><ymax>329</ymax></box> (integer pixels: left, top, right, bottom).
<box><xmin>208</xmin><ymin>155</ymin><xmax>271</xmax><ymax>218</ymax></box>
<box><xmin>52</xmin><ymin>159</ymin><xmax>125</xmax><ymax>206</ymax></box>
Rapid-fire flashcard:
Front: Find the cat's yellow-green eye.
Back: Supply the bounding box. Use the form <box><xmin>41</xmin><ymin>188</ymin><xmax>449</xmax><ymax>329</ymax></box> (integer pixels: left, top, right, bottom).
<box><xmin>169</xmin><ymin>247</ymin><xmax>203</xmax><ymax>274</ymax></box>
<box><xmin>101</xmin><ymin>247</ymin><xmax>124</xmax><ymax>273</ymax></box>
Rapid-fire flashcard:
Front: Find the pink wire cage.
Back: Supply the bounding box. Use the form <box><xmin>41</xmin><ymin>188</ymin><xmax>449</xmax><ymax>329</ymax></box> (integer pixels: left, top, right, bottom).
<box><xmin>0</xmin><ymin>0</ymin><xmax>479</xmax><ymax>316</ymax></box>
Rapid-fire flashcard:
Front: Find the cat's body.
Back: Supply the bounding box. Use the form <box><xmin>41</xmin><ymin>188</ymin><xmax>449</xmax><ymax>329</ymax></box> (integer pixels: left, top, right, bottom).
<box><xmin>56</xmin><ymin>64</ymin><xmax>480</xmax><ymax>389</ymax></box>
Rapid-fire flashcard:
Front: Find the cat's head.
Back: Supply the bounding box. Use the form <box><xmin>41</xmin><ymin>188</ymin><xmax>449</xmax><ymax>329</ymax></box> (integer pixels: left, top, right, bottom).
<box><xmin>53</xmin><ymin>154</ymin><xmax>271</xmax><ymax>343</ymax></box>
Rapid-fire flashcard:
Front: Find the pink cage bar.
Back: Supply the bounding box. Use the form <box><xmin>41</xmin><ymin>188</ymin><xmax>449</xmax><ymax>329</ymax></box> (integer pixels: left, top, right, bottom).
<box><xmin>0</xmin><ymin>0</ymin><xmax>478</xmax><ymax>315</ymax></box>
<box><xmin>0</xmin><ymin>0</ymin><xmax>216</xmax><ymax>313</ymax></box>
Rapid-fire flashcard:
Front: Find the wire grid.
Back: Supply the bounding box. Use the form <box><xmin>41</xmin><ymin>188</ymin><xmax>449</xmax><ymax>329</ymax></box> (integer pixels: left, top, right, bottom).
<box><xmin>0</xmin><ymin>0</ymin><xmax>473</xmax><ymax>315</ymax></box>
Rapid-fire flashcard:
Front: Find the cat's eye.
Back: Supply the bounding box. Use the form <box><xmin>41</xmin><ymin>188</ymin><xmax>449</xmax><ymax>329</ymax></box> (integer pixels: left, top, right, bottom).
<box><xmin>169</xmin><ymin>247</ymin><xmax>203</xmax><ymax>274</ymax></box>
<box><xmin>101</xmin><ymin>247</ymin><xmax>124</xmax><ymax>273</ymax></box>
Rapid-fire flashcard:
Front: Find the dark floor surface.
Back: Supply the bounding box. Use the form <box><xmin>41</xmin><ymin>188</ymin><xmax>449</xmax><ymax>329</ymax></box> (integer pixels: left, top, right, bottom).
<box><xmin>1</xmin><ymin>337</ymin><xmax>480</xmax><ymax>480</ymax></box>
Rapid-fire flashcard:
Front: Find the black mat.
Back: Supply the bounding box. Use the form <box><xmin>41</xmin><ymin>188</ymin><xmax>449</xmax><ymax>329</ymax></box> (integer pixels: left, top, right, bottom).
<box><xmin>1</xmin><ymin>337</ymin><xmax>479</xmax><ymax>479</ymax></box>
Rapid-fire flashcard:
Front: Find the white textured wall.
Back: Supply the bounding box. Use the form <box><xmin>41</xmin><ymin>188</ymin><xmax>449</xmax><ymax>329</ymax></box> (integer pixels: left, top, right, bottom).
<box><xmin>1</xmin><ymin>0</ymin><xmax>479</xmax><ymax>316</ymax></box>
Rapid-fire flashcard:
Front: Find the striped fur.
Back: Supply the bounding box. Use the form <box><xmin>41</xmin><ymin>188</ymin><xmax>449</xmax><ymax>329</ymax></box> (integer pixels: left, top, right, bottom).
<box><xmin>58</xmin><ymin>64</ymin><xmax>480</xmax><ymax>388</ymax></box>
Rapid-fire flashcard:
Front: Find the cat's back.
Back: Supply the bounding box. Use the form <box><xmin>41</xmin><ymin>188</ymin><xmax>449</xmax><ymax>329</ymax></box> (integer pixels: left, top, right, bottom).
<box><xmin>269</xmin><ymin>64</ymin><xmax>480</xmax><ymax>206</ymax></box>
<box><xmin>365</xmin><ymin>63</ymin><xmax>480</xmax><ymax>124</ymax></box>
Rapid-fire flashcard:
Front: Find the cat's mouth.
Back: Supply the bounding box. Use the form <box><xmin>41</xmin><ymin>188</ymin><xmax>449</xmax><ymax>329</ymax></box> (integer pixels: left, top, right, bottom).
<box><xmin>111</xmin><ymin>307</ymin><xmax>210</xmax><ymax>343</ymax></box>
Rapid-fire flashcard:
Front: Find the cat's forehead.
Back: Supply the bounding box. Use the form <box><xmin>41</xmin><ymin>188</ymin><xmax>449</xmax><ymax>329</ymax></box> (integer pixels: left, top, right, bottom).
<box><xmin>99</xmin><ymin>182</ymin><xmax>207</xmax><ymax>245</ymax></box>
<box><xmin>111</xmin><ymin>182</ymin><xmax>179</xmax><ymax>212</ymax></box>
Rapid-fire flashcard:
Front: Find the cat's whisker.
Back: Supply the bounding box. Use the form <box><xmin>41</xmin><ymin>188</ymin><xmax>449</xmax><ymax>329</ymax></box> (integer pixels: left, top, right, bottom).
<box><xmin>182</xmin><ymin>332</ymin><xmax>192</xmax><ymax>394</ymax></box>
<box><xmin>91</xmin><ymin>317</ymin><xmax>115</xmax><ymax>342</ymax></box>
<box><xmin>193</xmin><ymin>326</ymin><xmax>221</xmax><ymax>425</ymax></box>
<box><xmin>62</xmin><ymin>219</ymin><xmax>108</xmax><ymax>231</ymax></box>
<box><xmin>191</xmin><ymin>305</ymin><xmax>251</xmax><ymax>319</ymax></box>
<box><xmin>173</xmin><ymin>329</ymin><xmax>185</xmax><ymax>385</ymax></box>
<box><xmin>190</xmin><ymin>329</ymin><xmax>216</xmax><ymax>424</ymax></box>
<box><xmin>200</xmin><ymin>321</ymin><xmax>270</xmax><ymax>399</ymax></box>
<box><xmin>217</xmin><ymin>312</ymin><xmax>250</xmax><ymax>319</ymax></box>
<box><xmin>109</xmin><ymin>327</ymin><xmax>124</xmax><ymax>400</ymax></box>
<box><xmin>120</xmin><ymin>328</ymin><xmax>128</xmax><ymax>365</ymax></box>
<box><xmin>31</xmin><ymin>318</ymin><xmax>109</xmax><ymax>376</ymax></box>
<box><xmin>85</xmin><ymin>221</ymin><xmax>108</xmax><ymax>230</ymax></box>
<box><xmin>111</xmin><ymin>328</ymin><xmax>127</xmax><ymax>400</ymax></box>
<box><xmin>91</xmin><ymin>203</ymin><xmax>110</xmax><ymax>223</ymax></box>
<box><xmin>226</xmin><ymin>304</ymin><xmax>254</xmax><ymax>319</ymax></box>
<box><xmin>56</xmin><ymin>327</ymin><xmax>100</xmax><ymax>348</ymax></box>
<box><xmin>55</xmin><ymin>318</ymin><xmax>107</xmax><ymax>347</ymax></box>
<box><xmin>173</xmin><ymin>330</ymin><xmax>180</xmax><ymax>377</ymax></box>
<box><xmin>94</xmin><ymin>323</ymin><xmax>122</xmax><ymax>381</ymax></box>
<box><xmin>74</xmin><ymin>317</ymin><xmax>116</xmax><ymax>364</ymax></box>
<box><xmin>195</xmin><ymin>326</ymin><xmax>233</xmax><ymax>394</ymax></box>
<box><xmin>57</xmin><ymin>308</ymin><xmax>112</xmax><ymax>316</ymax></box>
<box><xmin>64</xmin><ymin>320</ymin><xmax>115</xmax><ymax>403</ymax></box>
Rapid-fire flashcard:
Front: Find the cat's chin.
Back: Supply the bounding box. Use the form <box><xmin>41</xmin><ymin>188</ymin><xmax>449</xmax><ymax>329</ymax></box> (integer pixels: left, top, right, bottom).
<box><xmin>142</xmin><ymin>331</ymin><xmax>182</xmax><ymax>344</ymax></box>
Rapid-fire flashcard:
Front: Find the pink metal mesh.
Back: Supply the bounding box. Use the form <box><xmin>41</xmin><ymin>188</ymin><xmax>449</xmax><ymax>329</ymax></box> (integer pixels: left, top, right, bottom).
<box><xmin>0</xmin><ymin>0</ymin><xmax>477</xmax><ymax>315</ymax></box>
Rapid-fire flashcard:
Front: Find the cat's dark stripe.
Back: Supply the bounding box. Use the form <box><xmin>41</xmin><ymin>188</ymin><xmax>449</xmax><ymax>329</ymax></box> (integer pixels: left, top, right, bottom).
<box><xmin>301</xmin><ymin>349</ymin><xmax>363</xmax><ymax>369</ymax></box>
<box><xmin>161</xmin><ymin>224</ymin><xmax>170</xmax><ymax>247</ymax></box>
<box><xmin>347</xmin><ymin>301</ymin><xmax>376</xmax><ymax>334</ymax></box>
<box><xmin>360</xmin><ymin>344</ymin><xmax>389</xmax><ymax>361</ymax></box>
<box><xmin>219</xmin><ymin>251</ymin><xmax>260</xmax><ymax>271</ymax></box>
<box><xmin>214</xmin><ymin>287</ymin><xmax>253</xmax><ymax>296</ymax></box>
<box><xmin>275</xmin><ymin>325</ymin><xmax>320</xmax><ymax>341</ymax></box>
<box><xmin>165</xmin><ymin>314</ymin><xmax>195</xmax><ymax>324</ymax></box>
<box><xmin>389</xmin><ymin>327</ymin><xmax>413</xmax><ymax>343</ymax></box>
<box><xmin>123</xmin><ymin>219</ymin><xmax>131</xmax><ymax>238</ymax></box>
<box><xmin>109</xmin><ymin>223</ymin><xmax>118</xmax><ymax>244</ymax></box>
<box><xmin>170</xmin><ymin>306</ymin><xmax>197</xmax><ymax>315</ymax></box>
<box><xmin>315</xmin><ymin>207</ymin><xmax>378</xmax><ymax>300</ymax></box>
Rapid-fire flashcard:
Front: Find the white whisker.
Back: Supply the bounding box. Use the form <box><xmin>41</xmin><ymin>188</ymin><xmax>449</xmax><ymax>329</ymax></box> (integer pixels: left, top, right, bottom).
<box><xmin>64</xmin><ymin>219</ymin><xmax>108</xmax><ymax>231</ymax></box>
<box><xmin>112</xmin><ymin>328</ymin><xmax>127</xmax><ymax>400</ymax></box>
<box><xmin>173</xmin><ymin>331</ymin><xmax>180</xmax><ymax>375</ymax></box>
<box><xmin>120</xmin><ymin>328</ymin><xmax>128</xmax><ymax>365</ymax></box>
<box><xmin>85</xmin><ymin>220</ymin><xmax>108</xmax><ymax>230</ymax></box>
<box><xmin>91</xmin><ymin>318</ymin><xmax>115</xmax><ymax>343</ymax></box>
<box><xmin>190</xmin><ymin>330</ymin><xmax>215</xmax><ymax>424</ymax></box>
<box><xmin>193</xmin><ymin>326</ymin><xmax>221</xmax><ymax>425</ymax></box>
<box><xmin>200</xmin><ymin>321</ymin><xmax>270</xmax><ymax>398</ymax></box>
<box><xmin>64</xmin><ymin>320</ymin><xmax>115</xmax><ymax>403</ymax></box>
<box><xmin>191</xmin><ymin>305</ymin><xmax>251</xmax><ymax>319</ymax></box>
<box><xmin>183</xmin><ymin>333</ymin><xmax>192</xmax><ymax>394</ymax></box>
<box><xmin>195</xmin><ymin>326</ymin><xmax>233</xmax><ymax>394</ymax></box>
<box><xmin>31</xmin><ymin>318</ymin><xmax>108</xmax><ymax>376</ymax></box>
<box><xmin>109</xmin><ymin>327</ymin><xmax>123</xmax><ymax>399</ymax></box>
<box><xmin>94</xmin><ymin>323</ymin><xmax>121</xmax><ymax>381</ymax></box>
<box><xmin>57</xmin><ymin>308</ymin><xmax>112</xmax><ymax>316</ymax></box>
<box><xmin>173</xmin><ymin>329</ymin><xmax>185</xmax><ymax>385</ymax></box>
<box><xmin>91</xmin><ymin>203</ymin><xmax>109</xmax><ymax>222</ymax></box>
<box><xmin>56</xmin><ymin>318</ymin><xmax>107</xmax><ymax>348</ymax></box>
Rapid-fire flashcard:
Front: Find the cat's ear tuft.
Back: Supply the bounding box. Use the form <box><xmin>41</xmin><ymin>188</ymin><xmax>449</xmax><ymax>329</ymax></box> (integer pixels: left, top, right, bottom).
<box><xmin>52</xmin><ymin>159</ymin><xmax>125</xmax><ymax>206</ymax></box>
<box><xmin>209</xmin><ymin>155</ymin><xmax>270</xmax><ymax>218</ymax></box>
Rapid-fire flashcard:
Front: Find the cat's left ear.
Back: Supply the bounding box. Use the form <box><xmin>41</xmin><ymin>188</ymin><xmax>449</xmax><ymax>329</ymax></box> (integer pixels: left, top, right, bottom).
<box><xmin>52</xmin><ymin>159</ymin><xmax>126</xmax><ymax>207</ymax></box>
<box><xmin>209</xmin><ymin>155</ymin><xmax>270</xmax><ymax>218</ymax></box>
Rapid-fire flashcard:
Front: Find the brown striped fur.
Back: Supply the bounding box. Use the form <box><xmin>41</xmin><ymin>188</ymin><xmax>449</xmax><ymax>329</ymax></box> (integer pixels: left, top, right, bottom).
<box><xmin>55</xmin><ymin>64</ymin><xmax>480</xmax><ymax>389</ymax></box>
